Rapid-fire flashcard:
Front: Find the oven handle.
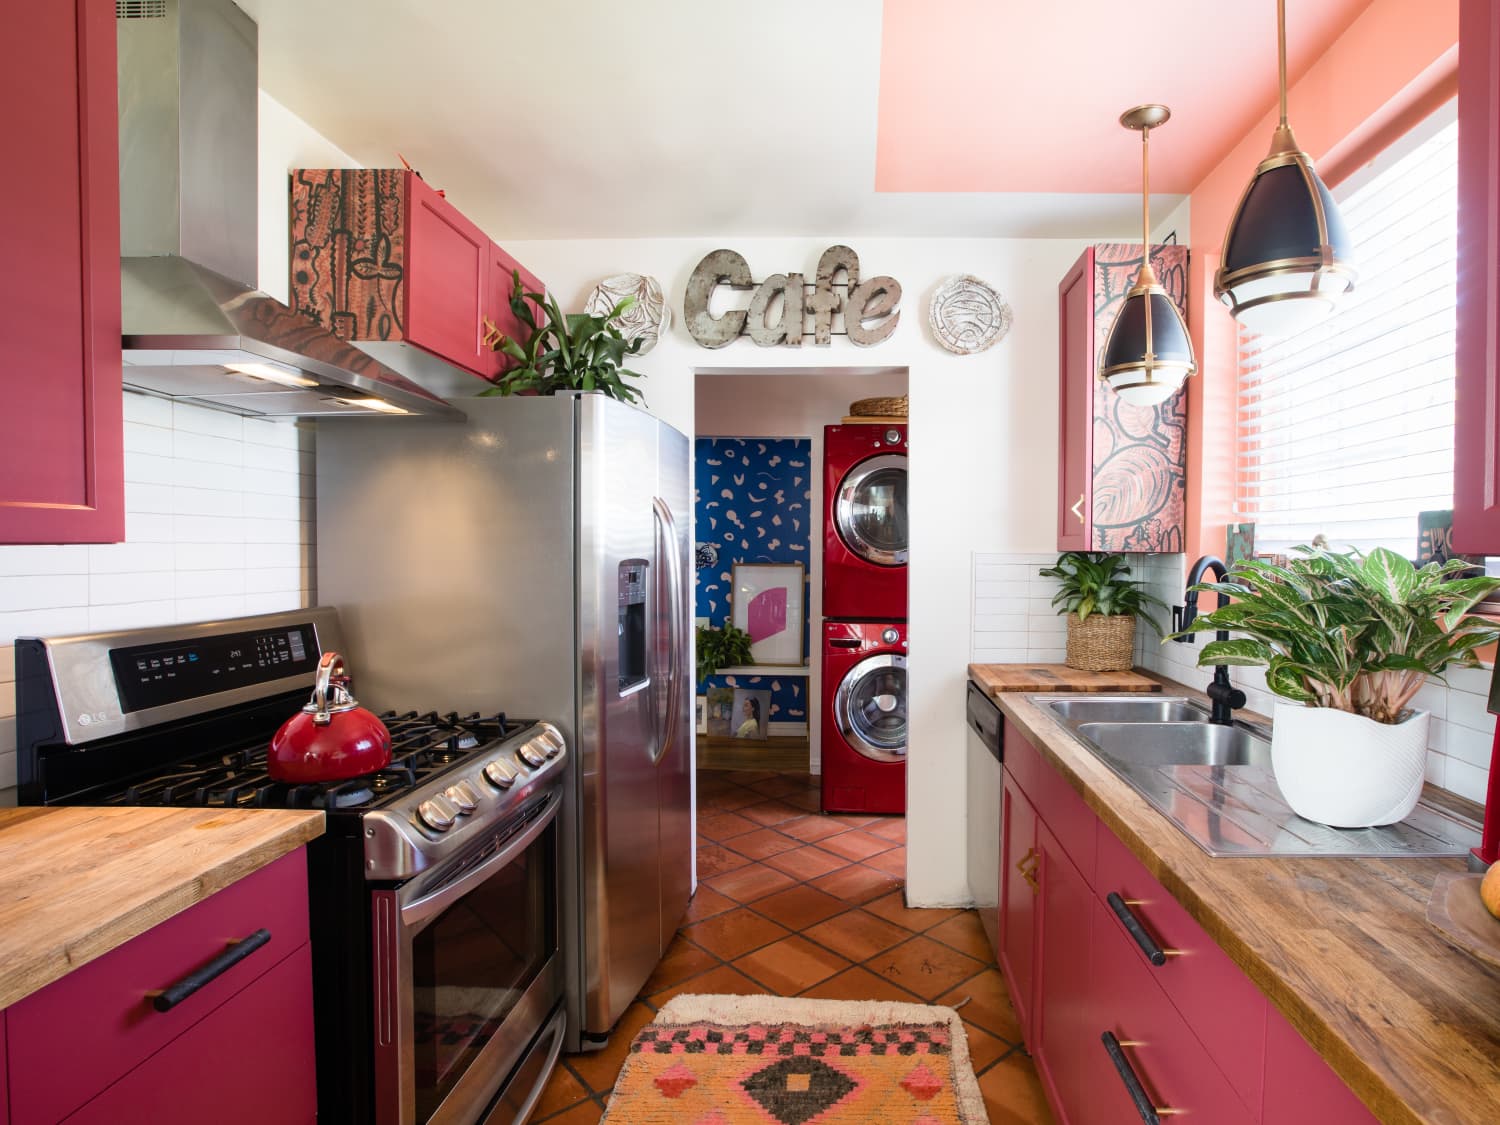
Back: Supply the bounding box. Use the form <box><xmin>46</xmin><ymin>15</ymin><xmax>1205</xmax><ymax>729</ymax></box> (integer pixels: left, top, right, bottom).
<box><xmin>399</xmin><ymin>792</ymin><xmax>560</xmax><ymax>931</ymax></box>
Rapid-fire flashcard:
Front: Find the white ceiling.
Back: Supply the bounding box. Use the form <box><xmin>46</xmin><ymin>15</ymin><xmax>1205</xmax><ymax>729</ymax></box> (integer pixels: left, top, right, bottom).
<box><xmin>240</xmin><ymin>0</ymin><xmax>1161</xmax><ymax>240</ymax></box>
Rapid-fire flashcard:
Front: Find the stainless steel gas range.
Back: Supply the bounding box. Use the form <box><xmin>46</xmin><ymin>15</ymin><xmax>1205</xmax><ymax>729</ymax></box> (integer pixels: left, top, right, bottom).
<box><xmin>15</xmin><ymin>607</ymin><xmax>565</xmax><ymax>1125</ymax></box>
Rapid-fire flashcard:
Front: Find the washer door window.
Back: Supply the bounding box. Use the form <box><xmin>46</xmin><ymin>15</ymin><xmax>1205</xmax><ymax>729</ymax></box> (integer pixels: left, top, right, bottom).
<box><xmin>834</xmin><ymin>654</ymin><xmax>908</xmax><ymax>763</ymax></box>
<box><xmin>835</xmin><ymin>454</ymin><xmax>908</xmax><ymax>566</ymax></box>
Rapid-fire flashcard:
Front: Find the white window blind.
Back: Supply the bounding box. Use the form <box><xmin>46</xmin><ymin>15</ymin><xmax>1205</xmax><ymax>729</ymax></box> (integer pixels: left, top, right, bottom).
<box><xmin>1236</xmin><ymin>115</ymin><xmax>1459</xmax><ymax>555</ymax></box>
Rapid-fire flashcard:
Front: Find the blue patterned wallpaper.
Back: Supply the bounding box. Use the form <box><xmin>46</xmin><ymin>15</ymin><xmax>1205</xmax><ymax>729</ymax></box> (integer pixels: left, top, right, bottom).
<box><xmin>694</xmin><ymin>438</ymin><xmax>812</xmax><ymax>725</ymax></box>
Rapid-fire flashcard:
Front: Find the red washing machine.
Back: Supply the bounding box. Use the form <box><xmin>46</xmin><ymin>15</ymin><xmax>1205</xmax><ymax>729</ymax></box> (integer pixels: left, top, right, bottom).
<box><xmin>821</xmin><ymin>620</ymin><xmax>907</xmax><ymax>814</ymax></box>
<box><xmin>823</xmin><ymin>424</ymin><xmax>908</xmax><ymax>620</ymax></box>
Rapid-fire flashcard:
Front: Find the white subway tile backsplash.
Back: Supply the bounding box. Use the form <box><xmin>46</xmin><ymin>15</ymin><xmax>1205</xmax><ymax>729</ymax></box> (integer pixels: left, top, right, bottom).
<box><xmin>0</xmin><ymin>607</ymin><xmax>90</xmax><ymax>646</ymax></box>
<box><xmin>87</xmin><ymin>599</ymin><xmax>178</xmax><ymax>633</ymax></box>
<box><xmin>246</xmin><ymin>542</ymin><xmax>302</xmax><ymax>569</ymax></box>
<box><xmin>172</xmin><ymin>430</ymin><xmax>243</xmax><ymax>466</ymax></box>
<box><xmin>173</xmin><ymin>487</ymin><xmax>244</xmax><ymax>518</ymax></box>
<box><xmin>172</xmin><ymin>401</ymin><xmax>244</xmax><ymax>440</ymax></box>
<box><xmin>90</xmin><ymin>571</ymin><xmax>173</xmax><ymax>606</ymax></box>
<box><xmin>175</xmin><ymin>569</ymin><xmax>246</xmax><ymax>600</ymax></box>
<box><xmin>125</xmin><ymin>482</ymin><xmax>176</xmax><ymax>515</ymax></box>
<box><xmin>1445</xmin><ymin>757</ymin><xmax>1489</xmax><ymax>804</ymax></box>
<box><xmin>123</xmin><ymin>451</ymin><xmax>178</xmax><ymax>486</ymax></box>
<box><xmin>173</xmin><ymin>543</ymin><xmax>247</xmax><ymax>571</ymax></box>
<box><xmin>123</xmin><ymin>421</ymin><xmax>174</xmax><ymax>458</ymax></box>
<box><xmin>122</xmin><ymin>391</ymin><xmax>173</xmax><ymax>427</ymax></box>
<box><xmin>0</xmin><ymin>575</ymin><xmax>89</xmax><ymax>612</ymax></box>
<box><xmin>87</xmin><ymin>542</ymin><xmax>175</xmax><ymax>574</ymax></box>
<box><xmin>975</xmin><ymin>580</ymin><xmax>1030</xmax><ymax>600</ymax></box>
<box><xmin>124</xmin><ymin>512</ymin><xmax>175</xmax><ymax>542</ymax></box>
<box><xmin>0</xmin><ymin>545</ymin><xmax>90</xmax><ymax>577</ymax></box>
<box><xmin>244</xmin><ymin>567</ymin><xmax>304</xmax><ymax>594</ymax></box>
<box><xmin>175</xmin><ymin>595</ymin><xmax>250</xmax><ymax>623</ymax></box>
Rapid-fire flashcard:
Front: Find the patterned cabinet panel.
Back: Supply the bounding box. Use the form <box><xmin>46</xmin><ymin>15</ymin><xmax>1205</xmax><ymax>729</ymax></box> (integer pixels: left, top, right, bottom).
<box><xmin>1057</xmin><ymin>244</ymin><xmax>1190</xmax><ymax>553</ymax></box>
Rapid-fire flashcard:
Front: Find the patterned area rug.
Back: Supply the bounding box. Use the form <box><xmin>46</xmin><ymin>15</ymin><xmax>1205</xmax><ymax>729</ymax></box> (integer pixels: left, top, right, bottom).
<box><xmin>601</xmin><ymin>994</ymin><xmax>988</xmax><ymax>1123</ymax></box>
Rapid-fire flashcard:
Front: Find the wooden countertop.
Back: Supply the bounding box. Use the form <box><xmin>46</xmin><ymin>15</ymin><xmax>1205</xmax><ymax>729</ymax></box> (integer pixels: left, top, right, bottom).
<box><xmin>968</xmin><ymin>662</ymin><xmax>1162</xmax><ymax>695</ymax></box>
<box><xmin>989</xmin><ymin>680</ymin><xmax>1499</xmax><ymax>1125</ymax></box>
<box><xmin>0</xmin><ymin>807</ymin><xmax>324</xmax><ymax>1010</ymax></box>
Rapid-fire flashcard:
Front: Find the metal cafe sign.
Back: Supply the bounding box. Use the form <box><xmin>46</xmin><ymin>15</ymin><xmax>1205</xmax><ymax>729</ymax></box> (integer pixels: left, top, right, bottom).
<box><xmin>684</xmin><ymin>245</ymin><xmax>902</xmax><ymax>348</ymax></box>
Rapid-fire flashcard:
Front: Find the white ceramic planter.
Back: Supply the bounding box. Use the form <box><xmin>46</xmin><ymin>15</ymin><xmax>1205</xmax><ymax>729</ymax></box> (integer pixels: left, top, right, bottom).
<box><xmin>1270</xmin><ymin>703</ymin><xmax>1430</xmax><ymax>828</ymax></box>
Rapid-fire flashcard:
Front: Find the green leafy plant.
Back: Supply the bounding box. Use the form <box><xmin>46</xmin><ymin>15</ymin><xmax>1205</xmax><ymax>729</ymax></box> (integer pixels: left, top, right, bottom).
<box><xmin>480</xmin><ymin>270</ymin><xmax>647</xmax><ymax>404</ymax></box>
<box><xmin>1039</xmin><ymin>552</ymin><xmax>1169</xmax><ymax>633</ymax></box>
<box><xmin>1173</xmin><ymin>546</ymin><xmax>1500</xmax><ymax>723</ymax></box>
<box><xmin>696</xmin><ymin>623</ymin><xmax>754</xmax><ymax>683</ymax></box>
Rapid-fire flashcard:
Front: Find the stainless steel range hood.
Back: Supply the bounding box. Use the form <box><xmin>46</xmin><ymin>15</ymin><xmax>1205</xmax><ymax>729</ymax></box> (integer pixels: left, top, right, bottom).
<box><xmin>116</xmin><ymin>0</ymin><xmax>464</xmax><ymax>420</ymax></box>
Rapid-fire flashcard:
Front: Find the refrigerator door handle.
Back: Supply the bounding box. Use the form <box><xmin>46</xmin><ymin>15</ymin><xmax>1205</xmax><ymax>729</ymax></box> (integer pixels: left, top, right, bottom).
<box><xmin>651</xmin><ymin>496</ymin><xmax>684</xmax><ymax>765</ymax></box>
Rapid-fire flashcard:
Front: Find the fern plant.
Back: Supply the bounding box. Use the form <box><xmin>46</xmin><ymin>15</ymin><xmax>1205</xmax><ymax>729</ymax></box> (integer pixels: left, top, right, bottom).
<box><xmin>480</xmin><ymin>270</ymin><xmax>647</xmax><ymax>404</ymax></box>
<box><xmin>1039</xmin><ymin>552</ymin><xmax>1168</xmax><ymax>632</ymax></box>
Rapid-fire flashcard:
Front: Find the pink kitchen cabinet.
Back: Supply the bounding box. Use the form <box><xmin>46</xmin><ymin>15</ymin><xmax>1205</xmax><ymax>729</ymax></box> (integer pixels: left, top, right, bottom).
<box><xmin>1033</xmin><ymin>822</ymin><xmax>1096</xmax><ymax>1125</ymax></box>
<box><xmin>998</xmin><ymin>769</ymin><xmax>1039</xmax><ymax>1044</ymax></box>
<box><xmin>0</xmin><ymin>0</ymin><xmax>124</xmax><ymax>544</ymax></box>
<box><xmin>1260</xmin><ymin>1009</ymin><xmax>1380</xmax><ymax>1125</ymax></box>
<box><xmin>6</xmin><ymin>850</ymin><xmax>314</xmax><ymax>1125</ymax></box>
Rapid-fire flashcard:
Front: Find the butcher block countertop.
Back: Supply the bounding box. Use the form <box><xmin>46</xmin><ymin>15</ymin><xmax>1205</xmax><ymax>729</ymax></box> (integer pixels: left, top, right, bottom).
<box><xmin>989</xmin><ymin>680</ymin><xmax>1498</xmax><ymax>1125</ymax></box>
<box><xmin>967</xmin><ymin>662</ymin><xmax>1162</xmax><ymax>695</ymax></box>
<box><xmin>0</xmin><ymin>807</ymin><xmax>324</xmax><ymax>1010</ymax></box>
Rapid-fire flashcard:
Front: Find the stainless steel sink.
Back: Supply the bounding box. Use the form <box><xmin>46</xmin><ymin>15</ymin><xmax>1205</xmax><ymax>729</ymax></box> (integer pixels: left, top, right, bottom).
<box><xmin>1027</xmin><ymin>693</ymin><xmax>1478</xmax><ymax>859</ymax></box>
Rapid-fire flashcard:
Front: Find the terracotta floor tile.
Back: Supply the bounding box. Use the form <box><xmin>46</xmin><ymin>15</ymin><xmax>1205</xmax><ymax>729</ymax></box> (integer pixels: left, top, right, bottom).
<box><xmin>937</xmin><ymin>967</ymin><xmax>1024</xmax><ymax>1044</ymax></box>
<box><xmin>863</xmin><ymin>890</ymin><xmax>962</xmax><ymax>933</ymax></box>
<box><xmin>823</xmin><ymin>812</ymin><xmax>886</xmax><ymax>828</ymax></box>
<box><xmin>763</xmin><ymin>844</ymin><xmax>850</xmax><ymax>880</ymax></box>
<box><xmin>537</xmin><ymin>1097</ymin><xmax>603</xmax><ymax>1125</ymax></box>
<box><xmin>751</xmin><ymin>883</ymin><xmax>851</xmax><ymax>929</ymax></box>
<box><xmin>816</xmin><ymin>828</ymin><xmax>899</xmax><ymax>862</ymax></box>
<box><xmin>723</xmin><ymin>826</ymin><xmax>802</xmax><ymax>860</ymax></box>
<box><xmin>809</xmin><ymin>861</ymin><xmax>902</xmax><ymax>906</ymax></box>
<box><xmin>695</xmin><ymin>842</ymin><xmax>754</xmax><ymax>879</ymax></box>
<box><xmin>725</xmin><ymin>769</ymin><xmax>780</xmax><ymax>786</ymax></box>
<box><xmin>780</xmin><ymin>789</ymin><xmax>823</xmax><ymax>813</ymax></box>
<box><xmin>779</xmin><ymin>815</ymin><xmax>853</xmax><ymax>843</ymax></box>
<box><xmin>748</xmin><ymin>775</ymin><xmax>807</xmax><ymax>799</ymax></box>
<box><xmin>865</xmin><ymin>816</ymin><xmax>907</xmax><ymax>842</ymax></box>
<box><xmin>565</xmin><ymin>1000</ymin><xmax>655</xmax><ymax>1094</ymax></box>
<box><xmin>733</xmin><ymin>934</ymin><xmax>851</xmax><ymax>994</ymax></box>
<box><xmin>640</xmin><ymin>935</ymin><xmax>720</xmax><ymax>995</ymax></box>
<box><xmin>978</xmin><ymin>1051</ymin><xmax>1057</xmax><ymax>1124</ymax></box>
<box><xmin>703</xmin><ymin>861</ymin><xmax>799</xmax><ymax>903</ymax></box>
<box><xmin>696</xmin><ymin>810</ymin><xmax>760</xmax><ymax>841</ymax></box>
<box><xmin>737</xmin><ymin>800</ymin><xmax>807</xmax><ymax>827</ymax></box>
<box><xmin>862</xmin><ymin>845</ymin><xmax>908</xmax><ymax>877</ymax></box>
<box><xmin>797</xmin><ymin>964</ymin><xmax>924</xmax><ymax>1004</ymax></box>
<box><xmin>961</xmin><ymin>1019</ymin><xmax>1015</xmax><ymax>1074</ymax></box>
<box><xmin>646</xmin><ymin>962</ymin><xmax>766</xmax><ymax>1008</ymax></box>
<box><xmin>682</xmin><ymin>885</ymin><xmax>737</xmax><ymax>923</ymax></box>
<box><xmin>802</xmin><ymin>908</ymin><xmax>913</xmax><ymax>962</ymax></box>
<box><xmin>863</xmin><ymin>934</ymin><xmax>988</xmax><ymax>1001</ymax></box>
<box><xmin>926</xmin><ymin>911</ymin><xmax>997</xmax><ymax>964</ymax></box>
<box><xmin>682</xmin><ymin>905</ymin><xmax>792</xmax><ymax>959</ymax></box>
<box><xmin>533</xmin><ymin>1062</ymin><xmax>591</xmax><ymax>1119</ymax></box>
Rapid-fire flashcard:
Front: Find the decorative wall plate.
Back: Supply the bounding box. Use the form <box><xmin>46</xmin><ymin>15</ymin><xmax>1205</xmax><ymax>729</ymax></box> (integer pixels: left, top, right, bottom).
<box><xmin>585</xmin><ymin>273</ymin><xmax>670</xmax><ymax>354</ymax></box>
<box><xmin>928</xmin><ymin>274</ymin><xmax>1012</xmax><ymax>354</ymax></box>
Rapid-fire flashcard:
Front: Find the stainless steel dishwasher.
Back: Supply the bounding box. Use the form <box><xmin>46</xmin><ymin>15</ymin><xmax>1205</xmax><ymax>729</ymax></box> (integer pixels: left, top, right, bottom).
<box><xmin>965</xmin><ymin>680</ymin><xmax>1004</xmax><ymax>957</ymax></box>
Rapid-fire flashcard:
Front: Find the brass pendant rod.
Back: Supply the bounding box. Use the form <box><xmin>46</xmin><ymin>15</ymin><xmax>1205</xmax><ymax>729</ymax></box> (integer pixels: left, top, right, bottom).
<box><xmin>1277</xmin><ymin>0</ymin><xmax>1288</xmax><ymax>128</ymax></box>
<box><xmin>1141</xmin><ymin>122</ymin><xmax>1155</xmax><ymax>368</ymax></box>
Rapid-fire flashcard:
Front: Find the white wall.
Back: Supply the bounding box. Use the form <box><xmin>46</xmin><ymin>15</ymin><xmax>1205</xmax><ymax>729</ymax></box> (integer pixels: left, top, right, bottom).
<box><xmin>496</xmin><ymin>237</ymin><xmax>1090</xmax><ymax>905</ymax></box>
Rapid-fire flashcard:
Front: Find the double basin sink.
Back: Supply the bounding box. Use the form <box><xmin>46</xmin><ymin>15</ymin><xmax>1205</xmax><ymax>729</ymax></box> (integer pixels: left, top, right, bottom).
<box><xmin>1034</xmin><ymin>693</ymin><xmax>1476</xmax><ymax>859</ymax></box>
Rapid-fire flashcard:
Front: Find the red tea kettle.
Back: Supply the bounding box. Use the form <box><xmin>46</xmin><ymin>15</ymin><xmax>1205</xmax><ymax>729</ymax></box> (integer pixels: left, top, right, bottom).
<box><xmin>269</xmin><ymin>652</ymin><xmax>392</xmax><ymax>783</ymax></box>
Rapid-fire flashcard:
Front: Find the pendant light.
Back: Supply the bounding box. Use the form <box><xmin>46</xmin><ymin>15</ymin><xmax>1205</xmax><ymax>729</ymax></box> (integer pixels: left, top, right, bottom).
<box><xmin>1214</xmin><ymin>0</ymin><xmax>1356</xmax><ymax>337</ymax></box>
<box><xmin>1100</xmin><ymin>104</ymin><xmax>1197</xmax><ymax>407</ymax></box>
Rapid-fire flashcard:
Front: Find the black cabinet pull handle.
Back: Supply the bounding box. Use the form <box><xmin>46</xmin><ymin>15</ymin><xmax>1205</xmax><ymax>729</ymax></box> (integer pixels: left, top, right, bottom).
<box><xmin>1102</xmin><ymin>1031</ymin><xmax>1170</xmax><ymax>1123</ymax></box>
<box><xmin>1108</xmin><ymin>891</ymin><xmax>1167</xmax><ymax>967</ymax></box>
<box><xmin>150</xmin><ymin>929</ymin><xmax>272</xmax><ymax>1012</ymax></box>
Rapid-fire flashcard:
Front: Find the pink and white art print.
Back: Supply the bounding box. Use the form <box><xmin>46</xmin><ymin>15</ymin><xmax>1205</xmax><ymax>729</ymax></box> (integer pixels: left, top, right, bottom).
<box><xmin>731</xmin><ymin>562</ymin><xmax>806</xmax><ymax>667</ymax></box>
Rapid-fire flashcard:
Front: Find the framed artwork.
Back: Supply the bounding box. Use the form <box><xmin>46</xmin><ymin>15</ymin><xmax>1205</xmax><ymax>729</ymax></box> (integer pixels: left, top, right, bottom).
<box><xmin>695</xmin><ymin>695</ymin><xmax>708</xmax><ymax>735</ymax></box>
<box><xmin>705</xmin><ymin>687</ymin><xmax>735</xmax><ymax>738</ymax></box>
<box><xmin>731</xmin><ymin>562</ymin><xmax>806</xmax><ymax>666</ymax></box>
<box><xmin>731</xmin><ymin>688</ymin><xmax>771</xmax><ymax>740</ymax></box>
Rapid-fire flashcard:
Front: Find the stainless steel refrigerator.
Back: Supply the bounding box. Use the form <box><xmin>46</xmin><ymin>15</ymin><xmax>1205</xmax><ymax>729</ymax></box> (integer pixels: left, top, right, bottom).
<box><xmin>315</xmin><ymin>393</ymin><xmax>692</xmax><ymax>1052</ymax></box>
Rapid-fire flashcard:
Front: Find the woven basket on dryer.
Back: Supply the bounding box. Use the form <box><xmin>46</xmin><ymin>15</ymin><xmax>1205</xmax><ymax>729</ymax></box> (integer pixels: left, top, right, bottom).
<box><xmin>847</xmin><ymin>394</ymin><xmax>908</xmax><ymax>418</ymax></box>
<box><xmin>1064</xmin><ymin>613</ymin><xmax>1136</xmax><ymax>672</ymax></box>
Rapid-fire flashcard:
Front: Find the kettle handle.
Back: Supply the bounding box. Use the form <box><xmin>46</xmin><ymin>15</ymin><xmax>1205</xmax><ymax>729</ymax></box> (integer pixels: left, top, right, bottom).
<box><xmin>310</xmin><ymin>651</ymin><xmax>349</xmax><ymax>726</ymax></box>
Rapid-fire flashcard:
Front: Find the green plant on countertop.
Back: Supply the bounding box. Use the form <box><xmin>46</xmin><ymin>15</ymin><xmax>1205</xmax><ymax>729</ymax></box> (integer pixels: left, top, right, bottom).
<box><xmin>1172</xmin><ymin>546</ymin><xmax>1500</xmax><ymax>724</ymax></box>
<box><xmin>480</xmin><ymin>270</ymin><xmax>647</xmax><ymax>404</ymax></box>
<box><xmin>696</xmin><ymin>623</ymin><xmax>754</xmax><ymax>684</ymax></box>
<box><xmin>1039</xmin><ymin>552</ymin><xmax>1169</xmax><ymax>633</ymax></box>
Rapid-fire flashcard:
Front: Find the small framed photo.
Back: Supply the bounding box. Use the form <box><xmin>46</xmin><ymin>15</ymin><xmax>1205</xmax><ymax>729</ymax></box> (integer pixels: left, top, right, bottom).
<box><xmin>731</xmin><ymin>562</ymin><xmax>806</xmax><ymax>667</ymax></box>
<box><xmin>705</xmin><ymin>687</ymin><xmax>735</xmax><ymax>738</ymax></box>
<box><xmin>731</xmin><ymin>688</ymin><xmax>771</xmax><ymax>740</ymax></box>
<box><xmin>695</xmin><ymin>695</ymin><xmax>708</xmax><ymax>735</ymax></box>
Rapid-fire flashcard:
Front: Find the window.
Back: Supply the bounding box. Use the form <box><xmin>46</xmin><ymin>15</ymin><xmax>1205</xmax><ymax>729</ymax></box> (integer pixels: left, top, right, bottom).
<box><xmin>1235</xmin><ymin>109</ymin><xmax>1459</xmax><ymax>557</ymax></box>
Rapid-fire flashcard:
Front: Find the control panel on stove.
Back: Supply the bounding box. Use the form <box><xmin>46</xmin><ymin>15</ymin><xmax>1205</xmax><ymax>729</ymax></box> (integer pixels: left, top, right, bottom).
<box><xmin>108</xmin><ymin>623</ymin><xmax>322</xmax><ymax>713</ymax></box>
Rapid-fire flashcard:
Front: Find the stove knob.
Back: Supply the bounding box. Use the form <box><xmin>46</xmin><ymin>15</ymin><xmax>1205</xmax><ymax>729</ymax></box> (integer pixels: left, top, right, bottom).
<box><xmin>445</xmin><ymin>782</ymin><xmax>479</xmax><ymax>815</ymax></box>
<box><xmin>517</xmin><ymin>744</ymin><xmax>546</xmax><ymax>770</ymax></box>
<box><xmin>543</xmin><ymin>738</ymin><xmax>561</xmax><ymax>759</ymax></box>
<box><xmin>416</xmin><ymin>794</ymin><xmax>458</xmax><ymax>833</ymax></box>
<box><xmin>483</xmin><ymin>760</ymin><xmax>517</xmax><ymax>790</ymax></box>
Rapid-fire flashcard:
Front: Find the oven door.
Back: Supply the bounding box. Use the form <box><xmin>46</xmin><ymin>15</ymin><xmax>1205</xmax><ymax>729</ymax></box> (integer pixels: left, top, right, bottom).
<box><xmin>371</xmin><ymin>793</ymin><xmax>562</xmax><ymax>1125</ymax></box>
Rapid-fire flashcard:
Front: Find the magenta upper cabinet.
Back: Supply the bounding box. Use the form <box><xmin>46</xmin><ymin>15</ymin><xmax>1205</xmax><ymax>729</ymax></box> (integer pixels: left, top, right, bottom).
<box><xmin>1056</xmin><ymin>244</ymin><xmax>1189</xmax><ymax>553</ymax></box>
<box><xmin>1454</xmin><ymin>0</ymin><xmax>1500</xmax><ymax>552</ymax></box>
<box><xmin>405</xmin><ymin>173</ymin><xmax>491</xmax><ymax>378</ymax></box>
<box><xmin>0</xmin><ymin>0</ymin><xmax>123</xmax><ymax>545</ymax></box>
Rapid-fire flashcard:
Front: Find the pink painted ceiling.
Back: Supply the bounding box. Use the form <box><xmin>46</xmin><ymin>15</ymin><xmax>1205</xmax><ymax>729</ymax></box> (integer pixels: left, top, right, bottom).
<box><xmin>876</xmin><ymin>0</ymin><xmax>1376</xmax><ymax>194</ymax></box>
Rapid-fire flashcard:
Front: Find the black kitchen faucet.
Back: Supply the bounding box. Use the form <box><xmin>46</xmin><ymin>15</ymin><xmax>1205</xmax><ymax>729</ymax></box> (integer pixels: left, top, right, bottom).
<box><xmin>1178</xmin><ymin>555</ymin><xmax>1248</xmax><ymax>726</ymax></box>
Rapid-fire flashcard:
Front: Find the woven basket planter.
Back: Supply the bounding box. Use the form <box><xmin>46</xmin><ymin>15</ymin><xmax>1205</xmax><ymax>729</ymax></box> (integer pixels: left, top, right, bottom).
<box><xmin>1064</xmin><ymin>613</ymin><xmax>1136</xmax><ymax>671</ymax></box>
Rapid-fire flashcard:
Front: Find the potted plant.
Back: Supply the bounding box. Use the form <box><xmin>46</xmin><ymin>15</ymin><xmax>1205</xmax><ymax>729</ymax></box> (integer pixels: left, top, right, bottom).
<box><xmin>696</xmin><ymin>623</ymin><xmax>753</xmax><ymax>684</ymax></box>
<box><xmin>481</xmin><ymin>270</ymin><xmax>648</xmax><ymax>404</ymax></box>
<box><xmin>1038</xmin><ymin>552</ymin><xmax>1168</xmax><ymax>671</ymax></box>
<box><xmin>1176</xmin><ymin>546</ymin><xmax>1500</xmax><ymax>827</ymax></box>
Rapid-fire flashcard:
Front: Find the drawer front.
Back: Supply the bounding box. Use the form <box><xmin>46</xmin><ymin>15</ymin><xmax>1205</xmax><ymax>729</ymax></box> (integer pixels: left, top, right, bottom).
<box><xmin>9</xmin><ymin>850</ymin><xmax>309</xmax><ymax>1125</ymax></box>
<box><xmin>1095</xmin><ymin>828</ymin><xmax>1266</xmax><ymax>1116</ymax></box>
<box><xmin>1002</xmin><ymin>720</ymin><xmax>1042</xmax><ymax>797</ymax></box>
<box><xmin>1036</xmin><ymin>757</ymin><xmax>1097</xmax><ymax>885</ymax></box>
<box><xmin>1090</xmin><ymin>898</ymin><xmax>1256</xmax><ymax>1125</ymax></box>
<box><xmin>1261</xmin><ymin>1007</ymin><xmax>1379</xmax><ymax>1124</ymax></box>
<box><xmin>62</xmin><ymin>943</ymin><xmax>316</xmax><ymax>1125</ymax></box>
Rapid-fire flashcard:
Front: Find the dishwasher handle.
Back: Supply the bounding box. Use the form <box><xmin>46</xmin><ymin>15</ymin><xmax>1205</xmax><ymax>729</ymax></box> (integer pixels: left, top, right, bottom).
<box><xmin>966</xmin><ymin>681</ymin><xmax>1004</xmax><ymax>762</ymax></box>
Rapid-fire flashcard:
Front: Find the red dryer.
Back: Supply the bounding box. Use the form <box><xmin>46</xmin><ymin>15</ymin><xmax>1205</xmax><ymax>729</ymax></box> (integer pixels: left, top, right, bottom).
<box><xmin>822</xmin><ymin>424</ymin><xmax>908</xmax><ymax>620</ymax></box>
<box><xmin>821</xmin><ymin>620</ymin><xmax>907</xmax><ymax>814</ymax></box>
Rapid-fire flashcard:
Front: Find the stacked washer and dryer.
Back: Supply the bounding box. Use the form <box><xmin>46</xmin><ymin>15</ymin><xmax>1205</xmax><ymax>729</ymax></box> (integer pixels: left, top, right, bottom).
<box><xmin>820</xmin><ymin>424</ymin><xmax>909</xmax><ymax>814</ymax></box>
